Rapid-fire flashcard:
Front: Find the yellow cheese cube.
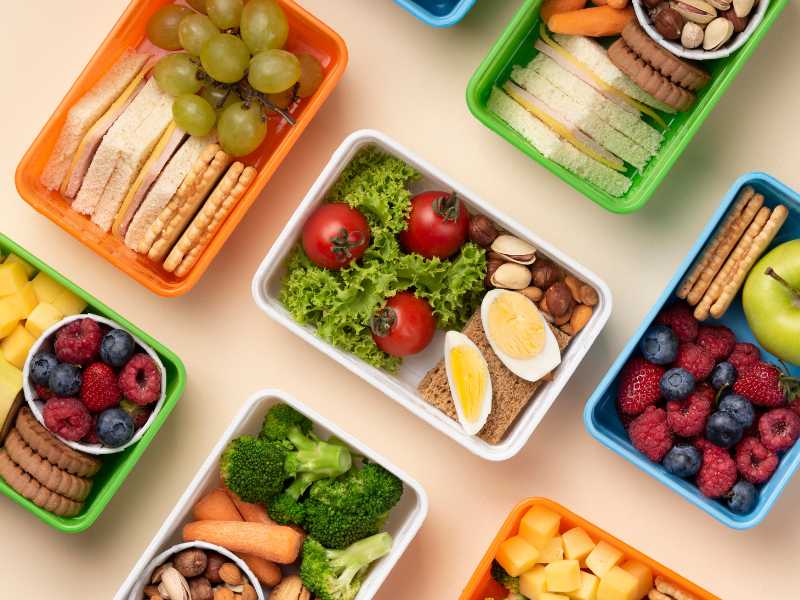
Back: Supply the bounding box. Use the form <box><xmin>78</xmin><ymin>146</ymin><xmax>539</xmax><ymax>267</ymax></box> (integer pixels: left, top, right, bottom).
<box><xmin>0</xmin><ymin>299</ymin><xmax>20</xmax><ymax>338</ymax></box>
<box><xmin>545</xmin><ymin>560</ymin><xmax>581</xmax><ymax>593</ymax></box>
<box><xmin>586</xmin><ymin>541</ymin><xmax>623</xmax><ymax>578</ymax></box>
<box><xmin>0</xmin><ymin>263</ymin><xmax>28</xmax><ymax>297</ymax></box>
<box><xmin>52</xmin><ymin>288</ymin><xmax>87</xmax><ymax>317</ymax></box>
<box><xmin>520</xmin><ymin>505</ymin><xmax>561</xmax><ymax>548</ymax></box>
<box><xmin>4</xmin><ymin>254</ymin><xmax>36</xmax><ymax>279</ymax></box>
<box><xmin>539</xmin><ymin>536</ymin><xmax>564</xmax><ymax>563</ymax></box>
<box><xmin>0</xmin><ymin>355</ymin><xmax>23</xmax><ymax>425</ymax></box>
<box><xmin>563</xmin><ymin>527</ymin><xmax>595</xmax><ymax>563</ymax></box>
<box><xmin>25</xmin><ymin>303</ymin><xmax>63</xmax><ymax>338</ymax></box>
<box><xmin>31</xmin><ymin>272</ymin><xmax>65</xmax><ymax>303</ymax></box>
<box><xmin>541</xmin><ymin>593</ymin><xmax>569</xmax><ymax>600</ymax></box>
<box><xmin>520</xmin><ymin>565</ymin><xmax>547</xmax><ymax>600</ymax></box>
<box><xmin>571</xmin><ymin>571</ymin><xmax>599</xmax><ymax>600</ymax></box>
<box><xmin>597</xmin><ymin>567</ymin><xmax>638</xmax><ymax>600</ymax></box>
<box><xmin>1</xmin><ymin>325</ymin><xmax>35</xmax><ymax>369</ymax></box>
<box><xmin>497</xmin><ymin>536</ymin><xmax>540</xmax><ymax>577</ymax></box>
<box><xmin>620</xmin><ymin>560</ymin><xmax>652</xmax><ymax>600</ymax></box>
<box><xmin>5</xmin><ymin>283</ymin><xmax>38</xmax><ymax>320</ymax></box>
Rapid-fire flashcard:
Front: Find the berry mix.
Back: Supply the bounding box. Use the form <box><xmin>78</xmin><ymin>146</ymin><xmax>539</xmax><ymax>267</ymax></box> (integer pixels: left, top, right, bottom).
<box><xmin>29</xmin><ymin>317</ymin><xmax>162</xmax><ymax>448</ymax></box>
<box><xmin>617</xmin><ymin>301</ymin><xmax>800</xmax><ymax>515</ymax></box>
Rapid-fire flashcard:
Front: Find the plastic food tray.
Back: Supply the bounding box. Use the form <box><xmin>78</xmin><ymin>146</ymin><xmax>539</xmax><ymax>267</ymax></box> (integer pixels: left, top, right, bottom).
<box><xmin>393</xmin><ymin>0</ymin><xmax>477</xmax><ymax>27</ymax></box>
<box><xmin>0</xmin><ymin>232</ymin><xmax>186</xmax><ymax>533</ymax></box>
<box><xmin>113</xmin><ymin>389</ymin><xmax>428</xmax><ymax>600</ymax></box>
<box><xmin>16</xmin><ymin>0</ymin><xmax>348</xmax><ymax>297</ymax></box>
<box><xmin>584</xmin><ymin>172</ymin><xmax>800</xmax><ymax>529</ymax></box>
<box><xmin>251</xmin><ymin>129</ymin><xmax>612</xmax><ymax>461</ymax></box>
<box><xmin>460</xmin><ymin>497</ymin><xmax>719</xmax><ymax>600</ymax></box>
<box><xmin>466</xmin><ymin>0</ymin><xmax>789</xmax><ymax>214</ymax></box>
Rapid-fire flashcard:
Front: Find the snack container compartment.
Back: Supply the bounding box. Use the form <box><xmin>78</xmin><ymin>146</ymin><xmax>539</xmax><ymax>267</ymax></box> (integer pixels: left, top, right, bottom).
<box><xmin>15</xmin><ymin>0</ymin><xmax>348</xmax><ymax>297</ymax></box>
<box><xmin>0</xmin><ymin>233</ymin><xmax>186</xmax><ymax>533</ymax></box>
<box><xmin>459</xmin><ymin>497</ymin><xmax>719</xmax><ymax>600</ymax></box>
<box><xmin>466</xmin><ymin>0</ymin><xmax>789</xmax><ymax>213</ymax></box>
<box><xmin>251</xmin><ymin>129</ymin><xmax>612</xmax><ymax>461</ymax></box>
<box><xmin>393</xmin><ymin>0</ymin><xmax>477</xmax><ymax>27</ymax></box>
<box><xmin>584</xmin><ymin>172</ymin><xmax>800</xmax><ymax>529</ymax></box>
<box><xmin>114</xmin><ymin>389</ymin><xmax>428</xmax><ymax>600</ymax></box>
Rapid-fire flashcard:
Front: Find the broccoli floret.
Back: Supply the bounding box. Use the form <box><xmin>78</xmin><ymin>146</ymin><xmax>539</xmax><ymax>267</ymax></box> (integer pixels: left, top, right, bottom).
<box><xmin>220</xmin><ymin>436</ymin><xmax>289</xmax><ymax>504</ymax></box>
<box><xmin>261</xmin><ymin>403</ymin><xmax>313</xmax><ymax>441</ymax></box>
<box><xmin>268</xmin><ymin>472</ymin><xmax>318</xmax><ymax>525</ymax></box>
<box><xmin>491</xmin><ymin>561</ymin><xmax>521</xmax><ymax>596</ymax></box>
<box><xmin>300</xmin><ymin>533</ymin><xmax>393</xmax><ymax>600</ymax></box>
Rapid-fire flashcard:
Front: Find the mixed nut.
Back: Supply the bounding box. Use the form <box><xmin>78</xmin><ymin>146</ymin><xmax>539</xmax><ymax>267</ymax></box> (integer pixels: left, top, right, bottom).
<box><xmin>645</xmin><ymin>0</ymin><xmax>760</xmax><ymax>51</ymax></box>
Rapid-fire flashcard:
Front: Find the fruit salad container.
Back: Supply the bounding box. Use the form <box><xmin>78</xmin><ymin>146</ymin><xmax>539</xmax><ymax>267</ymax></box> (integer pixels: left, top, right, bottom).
<box><xmin>584</xmin><ymin>172</ymin><xmax>800</xmax><ymax>529</ymax></box>
<box><xmin>466</xmin><ymin>0</ymin><xmax>789</xmax><ymax>214</ymax></box>
<box><xmin>393</xmin><ymin>0</ymin><xmax>478</xmax><ymax>27</ymax></box>
<box><xmin>0</xmin><ymin>233</ymin><xmax>186</xmax><ymax>532</ymax></box>
<box><xmin>15</xmin><ymin>0</ymin><xmax>348</xmax><ymax>297</ymax></box>
<box><xmin>460</xmin><ymin>497</ymin><xmax>719</xmax><ymax>600</ymax></box>
<box><xmin>252</xmin><ymin>129</ymin><xmax>612</xmax><ymax>461</ymax></box>
<box><xmin>113</xmin><ymin>389</ymin><xmax>428</xmax><ymax>600</ymax></box>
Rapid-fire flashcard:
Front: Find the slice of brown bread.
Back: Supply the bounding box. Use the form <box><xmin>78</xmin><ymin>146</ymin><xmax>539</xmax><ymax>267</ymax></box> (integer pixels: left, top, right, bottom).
<box><xmin>418</xmin><ymin>310</ymin><xmax>571</xmax><ymax>444</ymax></box>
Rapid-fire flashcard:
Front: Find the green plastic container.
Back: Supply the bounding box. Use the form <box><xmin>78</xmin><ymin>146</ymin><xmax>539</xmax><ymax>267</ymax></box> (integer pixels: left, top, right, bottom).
<box><xmin>466</xmin><ymin>0</ymin><xmax>788</xmax><ymax>213</ymax></box>
<box><xmin>0</xmin><ymin>233</ymin><xmax>186</xmax><ymax>533</ymax></box>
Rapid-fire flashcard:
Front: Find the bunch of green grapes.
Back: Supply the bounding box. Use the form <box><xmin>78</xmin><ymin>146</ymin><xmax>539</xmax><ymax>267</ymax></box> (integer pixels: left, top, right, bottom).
<box><xmin>147</xmin><ymin>0</ymin><xmax>324</xmax><ymax>157</ymax></box>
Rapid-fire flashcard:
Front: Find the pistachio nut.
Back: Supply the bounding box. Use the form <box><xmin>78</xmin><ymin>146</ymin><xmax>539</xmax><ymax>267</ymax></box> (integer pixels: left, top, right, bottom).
<box><xmin>157</xmin><ymin>567</ymin><xmax>191</xmax><ymax>600</ymax></box>
<box><xmin>703</xmin><ymin>17</ymin><xmax>735</xmax><ymax>50</ymax></box>
<box><xmin>681</xmin><ymin>21</ymin><xmax>705</xmax><ymax>48</ymax></box>
<box><xmin>707</xmin><ymin>0</ymin><xmax>732</xmax><ymax>9</ymax></box>
<box><xmin>489</xmin><ymin>234</ymin><xmax>537</xmax><ymax>265</ymax></box>
<box><xmin>670</xmin><ymin>0</ymin><xmax>717</xmax><ymax>24</ymax></box>
<box><xmin>490</xmin><ymin>262</ymin><xmax>532</xmax><ymax>290</ymax></box>
<box><xmin>733</xmin><ymin>0</ymin><xmax>755</xmax><ymax>17</ymax></box>
<box><xmin>151</xmin><ymin>562</ymin><xmax>173</xmax><ymax>585</ymax></box>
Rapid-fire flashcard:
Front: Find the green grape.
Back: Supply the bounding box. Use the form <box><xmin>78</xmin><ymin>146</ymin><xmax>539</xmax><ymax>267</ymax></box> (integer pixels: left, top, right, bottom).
<box><xmin>248</xmin><ymin>50</ymin><xmax>300</xmax><ymax>94</ymax></box>
<box><xmin>172</xmin><ymin>94</ymin><xmax>217</xmax><ymax>136</ymax></box>
<box><xmin>207</xmin><ymin>0</ymin><xmax>244</xmax><ymax>30</ymax></box>
<box><xmin>154</xmin><ymin>53</ymin><xmax>202</xmax><ymax>96</ymax></box>
<box><xmin>201</xmin><ymin>86</ymin><xmax>241</xmax><ymax>111</ymax></box>
<box><xmin>179</xmin><ymin>14</ymin><xmax>218</xmax><ymax>55</ymax></box>
<box><xmin>187</xmin><ymin>0</ymin><xmax>208</xmax><ymax>13</ymax></box>
<box><xmin>200</xmin><ymin>33</ymin><xmax>250</xmax><ymax>84</ymax></box>
<box><xmin>147</xmin><ymin>5</ymin><xmax>192</xmax><ymax>50</ymax></box>
<box><xmin>240</xmin><ymin>0</ymin><xmax>289</xmax><ymax>53</ymax></box>
<box><xmin>296</xmin><ymin>53</ymin><xmax>324</xmax><ymax>98</ymax></box>
<box><xmin>218</xmin><ymin>102</ymin><xmax>267</xmax><ymax>156</ymax></box>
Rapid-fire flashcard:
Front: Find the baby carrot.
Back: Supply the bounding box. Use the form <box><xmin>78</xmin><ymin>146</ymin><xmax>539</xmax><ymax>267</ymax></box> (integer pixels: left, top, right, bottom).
<box><xmin>540</xmin><ymin>0</ymin><xmax>587</xmax><ymax>22</ymax></box>
<box><xmin>183</xmin><ymin>520</ymin><xmax>304</xmax><ymax>564</ymax></box>
<box><xmin>193</xmin><ymin>488</ymin><xmax>243</xmax><ymax>522</ymax></box>
<box><xmin>548</xmin><ymin>5</ymin><xmax>634</xmax><ymax>37</ymax></box>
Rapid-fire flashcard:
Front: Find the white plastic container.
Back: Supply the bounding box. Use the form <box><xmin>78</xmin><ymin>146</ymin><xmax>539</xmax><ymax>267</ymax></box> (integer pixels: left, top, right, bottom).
<box><xmin>251</xmin><ymin>130</ymin><xmax>612</xmax><ymax>461</ymax></box>
<box><xmin>114</xmin><ymin>389</ymin><xmax>428</xmax><ymax>600</ymax></box>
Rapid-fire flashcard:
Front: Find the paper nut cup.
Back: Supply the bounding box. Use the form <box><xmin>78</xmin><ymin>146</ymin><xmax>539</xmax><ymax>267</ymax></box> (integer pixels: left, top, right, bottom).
<box><xmin>22</xmin><ymin>314</ymin><xmax>167</xmax><ymax>455</ymax></box>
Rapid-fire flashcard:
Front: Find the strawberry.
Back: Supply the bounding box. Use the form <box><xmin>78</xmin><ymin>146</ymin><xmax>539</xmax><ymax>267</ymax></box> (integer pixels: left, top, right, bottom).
<box><xmin>733</xmin><ymin>362</ymin><xmax>800</xmax><ymax>408</ymax></box>
<box><xmin>617</xmin><ymin>357</ymin><xmax>665</xmax><ymax>416</ymax></box>
<box><xmin>80</xmin><ymin>362</ymin><xmax>121</xmax><ymax>413</ymax></box>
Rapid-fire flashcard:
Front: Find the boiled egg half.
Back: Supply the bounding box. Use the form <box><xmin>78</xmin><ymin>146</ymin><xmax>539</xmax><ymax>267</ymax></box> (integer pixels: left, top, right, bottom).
<box><xmin>481</xmin><ymin>289</ymin><xmax>561</xmax><ymax>382</ymax></box>
<box><xmin>444</xmin><ymin>331</ymin><xmax>492</xmax><ymax>436</ymax></box>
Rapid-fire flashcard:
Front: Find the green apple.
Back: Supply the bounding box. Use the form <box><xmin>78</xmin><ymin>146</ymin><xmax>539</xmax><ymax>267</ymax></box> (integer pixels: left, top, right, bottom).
<box><xmin>743</xmin><ymin>240</ymin><xmax>800</xmax><ymax>365</ymax></box>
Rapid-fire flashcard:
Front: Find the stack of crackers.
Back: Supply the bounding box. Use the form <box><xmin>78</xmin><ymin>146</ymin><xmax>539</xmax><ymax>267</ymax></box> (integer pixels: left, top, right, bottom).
<box><xmin>648</xmin><ymin>576</ymin><xmax>698</xmax><ymax>600</ymax></box>
<box><xmin>678</xmin><ymin>186</ymin><xmax>788</xmax><ymax>321</ymax></box>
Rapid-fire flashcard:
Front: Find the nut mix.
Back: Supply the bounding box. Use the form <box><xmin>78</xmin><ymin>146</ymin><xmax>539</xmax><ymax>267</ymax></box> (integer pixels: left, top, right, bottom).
<box><xmin>144</xmin><ymin>550</ymin><xmax>255</xmax><ymax>600</ymax></box>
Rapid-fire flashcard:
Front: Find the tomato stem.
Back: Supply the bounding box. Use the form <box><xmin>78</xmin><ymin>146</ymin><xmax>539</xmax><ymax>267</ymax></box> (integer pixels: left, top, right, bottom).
<box><xmin>329</xmin><ymin>228</ymin><xmax>365</xmax><ymax>264</ymax></box>
<box><xmin>432</xmin><ymin>192</ymin><xmax>462</xmax><ymax>223</ymax></box>
<box><xmin>370</xmin><ymin>307</ymin><xmax>397</xmax><ymax>338</ymax></box>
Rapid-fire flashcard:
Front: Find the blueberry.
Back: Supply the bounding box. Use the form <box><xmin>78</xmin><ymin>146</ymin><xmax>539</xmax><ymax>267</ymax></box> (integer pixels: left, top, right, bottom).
<box><xmin>726</xmin><ymin>480</ymin><xmax>758</xmax><ymax>515</ymax></box>
<box><xmin>710</xmin><ymin>361</ymin><xmax>737</xmax><ymax>391</ymax></box>
<box><xmin>705</xmin><ymin>411</ymin><xmax>744</xmax><ymax>449</ymax></box>
<box><xmin>662</xmin><ymin>444</ymin><xmax>702</xmax><ymax>478</ymax></box>
<box><xmin>718</xmin><ymin>394</ymin><xmax>755</xmax><ymax>429</ymax></box>
<box><xmin>30</xmin><ymin>352</ymin><xmax>59</xmax><ymax>386</ymax></box>
<box><xmin>96</xmin><ymin>408</ymin><xmax>134</xmax><ymax>448</ymax></box>
<box><xmin>639</xmin><ymin>325</ymin><xmax>679</xmax><ymax>365</ymax></box>
<box><xmin>659</xmin><ymin>368</ymin><xmax>695</xmax><ymax>401</ymax></box>
<box><xmin>48</xmin><ymin>363</ymin><xmax>82</xmax><ymax>397</ymax></box>
<box><xmin>100</xmin><ymin>329</ymin><xmax>136</xmax><ymax>368</ymax></box>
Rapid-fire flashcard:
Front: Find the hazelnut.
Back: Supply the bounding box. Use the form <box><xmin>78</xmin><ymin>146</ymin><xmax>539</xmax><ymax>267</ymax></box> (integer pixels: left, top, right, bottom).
<box><xmin>174</xmin><ymin>549</ymin><xmax>208</xmax><ymax>578</ymax></box>
<box><xmin>531</xmin><ymin>258</ymin><xmax>563</xmax><ymax>289</ymax></box>
<box><xmin>485</xmin><ymin>258</ymin><xmax>504</xmax><ymax>288</ymax></box>
<box><xmin>219</xmin><ymin>563</ymin><xmax>243</xmax><ymax>586</ymax></box>
<box><xmin>189</xmin><ymin>577</ymin><xmax>214</xmax><ymax>600</ymax></box>
<box><xmin>654</xmin><ymin>7</ymin><xmax>685</xmax><ymax>40</ymax></box>
<box><xmin>468</xmin><ymin>215</ymin><xmax>499</xmax><ymax>247</ymax></box>
<box><xmin>722</xmin><ymin>7</ymin><xmax>748</xmax><ymax>31</ymax></box>
<box><xmin>205</xmin><ymin>553</ymin><xmax>226</xmax><ymax>584</ymax></box>
<box><xmin>544</xmin><ymin>281</ymin><xmax>574</xmax><ymax>318</ymax></box>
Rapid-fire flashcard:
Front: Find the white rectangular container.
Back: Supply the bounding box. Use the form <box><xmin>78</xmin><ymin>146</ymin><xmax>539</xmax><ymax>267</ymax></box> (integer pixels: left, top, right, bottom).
<box><xmin>114</xmin><ymin>389</ymin><xmax>428</xmax><ymax>600</ymax></box>
<box><xmin>252</xmin><ymin>130</ymin><xmax>612</xmax><ymax>461</ymax></box>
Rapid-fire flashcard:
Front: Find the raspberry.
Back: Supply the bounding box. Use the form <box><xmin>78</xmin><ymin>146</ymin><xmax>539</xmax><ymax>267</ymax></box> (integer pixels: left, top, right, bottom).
<box><xmin>42</xmin><ymin>397</ymin><xmax>92</xmax><ymax>441</ymax></box>
<box><xmin>695</xmin><ymin>440</ymin><xmax>737</xmax><ymax>498</ymax></box>
<box><xmin>34</xmin><ymin>384</ymin><xmax>54</xmax><ymax>401</ymax></box>
<box><xmin>666</xmin><ymin>384</ymin><xmax>714</xmax><ymax>437</ymax></box>
<box><xmin>54</xmin><ymin>318</ymin><xmax>102</xmax><ymax>365</ymax></box>
<box><xmin>696</xmin><ymin>325</ymin><xmax>736</xmax><ymax>362</ymax></box>
<box><xmin>728</xmin><ymin>343</ymin><xmax>760</xmax><ymax>372</ymax></box>
<box><xmin>82</xmin><ymin>415</ymin><xmax>99</xmax><ymax>445</ymax></box>
<box><xmin>759</xmin><ymin>408</ymin><xmax>800</xmax><ymax>452</ymax></box>
<box><xmin>80</xmin><ymin>362</ymin><xmax>121</xmax><ymax>412</ymax></box>
<box><xmin>118</xmin><ymin>354</ymin><xmax>161</xmax><ymax>406</ymax></box>
<box><xmin>617</xmin><ymin>357</ymin><xmax>665</xmax><ymax>416</ymax></box>
<box><xmin>735</xmin><ymin>437</ymin><xmax>778</xmax><ymax>484</ymax></box>
<box><xmin>734</xmin><ymin>362</ymin><xmax>789</xmax><ymax>408</ymax></box>
<box><xmin>791</xmin><ymin>398</ymin><xmax>800</xmax><ymax>419</ymax></box>
<box><xmin>673</xmin><ymin>343</ymin><xmax>715</xmax><ymax>381</ymax></box>
<box><xmin>656</xmin><ymin>302</ymin><xmax>698</xmax><ymax>343</ymax></box>
<box><xmin>628</xmin><ymin>406</ymin><xmax>673</xmax><ymax>462</ymax></box>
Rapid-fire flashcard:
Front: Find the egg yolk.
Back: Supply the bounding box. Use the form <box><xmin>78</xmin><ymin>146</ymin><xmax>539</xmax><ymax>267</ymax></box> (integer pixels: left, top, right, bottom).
<box><xmin>450</xmin><ymin>344</ymin><xmax>488</xmax><ymax>422</ymax></box>
<box><xmin>488</xmin><ymin>292</ymin><xmax>545</xmax><ymax>359</ymax></box>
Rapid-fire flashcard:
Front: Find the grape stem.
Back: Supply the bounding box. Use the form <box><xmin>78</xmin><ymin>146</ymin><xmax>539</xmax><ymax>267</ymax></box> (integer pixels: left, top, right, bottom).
<box><xmin>237</xmin><ymin>81</ymin><xmax>296</xmax><ymax>125</ymax></box>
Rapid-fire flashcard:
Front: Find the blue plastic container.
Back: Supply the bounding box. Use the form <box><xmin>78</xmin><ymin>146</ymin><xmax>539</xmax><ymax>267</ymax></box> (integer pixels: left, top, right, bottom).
<box><xmin>584</xmin><ymin>172</ymin><xmax>800</xmax><ymax>529</ymax></box>
<box><xmin>393</xmin><ymin>0</ymin><xmax>477</xmax><ymax>27</ymax></box>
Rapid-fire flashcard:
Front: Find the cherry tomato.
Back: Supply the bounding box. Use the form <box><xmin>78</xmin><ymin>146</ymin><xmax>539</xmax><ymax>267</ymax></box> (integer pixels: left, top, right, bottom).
<box><xmin>399</xmin><ymin>191</ymin><xmax>469</xmax><ymax>259</ymax></box>
<box><xmin>302</xmin><ymin>203</ymin><xmax>370</xmax><ymax>269</ymax></box>
<box><xmin>371</xmin><ymin>292</ymin><xmax>436</xmax><ymax>357</ymax></box>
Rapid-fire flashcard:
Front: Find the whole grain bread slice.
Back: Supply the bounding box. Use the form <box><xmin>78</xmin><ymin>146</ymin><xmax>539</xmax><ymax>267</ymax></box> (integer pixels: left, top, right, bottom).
<box><xmin>418</xmin><ymin>310</ymin><xmax>571</xmax><ymax>444</ymax></box>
